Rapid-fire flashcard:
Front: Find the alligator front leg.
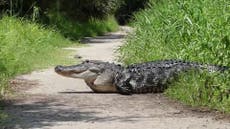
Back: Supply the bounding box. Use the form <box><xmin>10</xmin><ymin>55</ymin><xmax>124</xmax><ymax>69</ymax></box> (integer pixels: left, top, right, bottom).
<box><xmin>115</xmin><ymin>71</ymin><xmax>133</xmax><ymax>95</ymax></box>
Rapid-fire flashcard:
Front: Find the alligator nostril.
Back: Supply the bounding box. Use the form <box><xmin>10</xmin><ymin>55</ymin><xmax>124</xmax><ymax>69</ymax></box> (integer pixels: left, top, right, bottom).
<box><xmin>55</xmin><ymin>65</ymin><xmax>63</xmax><ymax>72</ymax></box>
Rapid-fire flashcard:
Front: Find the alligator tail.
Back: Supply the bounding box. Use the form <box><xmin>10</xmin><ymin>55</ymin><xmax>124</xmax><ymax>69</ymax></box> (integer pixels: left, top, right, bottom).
<box><xmin>205</xmin><ymin>65</ymin><xmax>229</xmax><ymax>72</ymax></box>
<box><xmin>179</xmin><ymin>61</ymin><xmax>229</xmax><ymax>73</ymax></box>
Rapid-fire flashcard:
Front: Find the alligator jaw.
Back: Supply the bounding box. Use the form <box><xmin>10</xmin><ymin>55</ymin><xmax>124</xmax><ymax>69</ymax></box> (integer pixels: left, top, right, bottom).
<box><xmin>55</xmin><ymin>65</ymin><xmax>97</xmax><ymax>79</ymax></box>
<box><xmin>55</xmin><ymin>60</ymin><xmax>121</xmax><ymax>93</ymax></box>
<box><xmin>55</xmin><ymin>63</ymin><xmax>118</xmax><ymax>93</ymax></box>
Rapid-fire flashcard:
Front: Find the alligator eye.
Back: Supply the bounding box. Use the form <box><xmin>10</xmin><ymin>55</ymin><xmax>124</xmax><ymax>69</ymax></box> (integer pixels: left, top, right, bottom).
<box><xmin>82</xmin><ymin>60</ymin><xmax>90</xmax><ymax>64</ymax></box>
<box><xmin>85</xmin><ymin>60</ymin><xmax>89</xmax><ymax>63</ymax></box>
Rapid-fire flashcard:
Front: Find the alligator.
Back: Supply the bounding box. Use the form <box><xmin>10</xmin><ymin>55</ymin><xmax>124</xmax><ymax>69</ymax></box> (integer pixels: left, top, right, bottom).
<box><xmin>55</xmin><ymin>59</ymin><xmax>228</xmax><ymax>95</ymax></box>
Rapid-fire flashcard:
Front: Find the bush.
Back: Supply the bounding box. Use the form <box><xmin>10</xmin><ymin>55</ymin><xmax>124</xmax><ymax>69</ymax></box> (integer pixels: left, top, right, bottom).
<box><xmin>47</xmin><ymin>12</ymin><xmax>118</xmax><ymax>40</ymax></box>
<box><xmin>118</xmin><ymin>0</ymin><xmax>230</xmax><ymax>112</ymax></box>
<box><xmin>0</xmin><ymin>16</ymin><xmax>72</xmax><ymax>97</ymax></box>
<box><xmin>57</xmin><ymin>0</ymin><xmax>121</xmax><ymax>21</ymax></box>
<box><xmin>1</xmin><ymin>0</ymin><xmax>122</xmax><ymax>21</ymax></box>
<box><xmin>1</xmin><ymin>0</ymin><xmax>119</xmax><ymax>39</ymax></box>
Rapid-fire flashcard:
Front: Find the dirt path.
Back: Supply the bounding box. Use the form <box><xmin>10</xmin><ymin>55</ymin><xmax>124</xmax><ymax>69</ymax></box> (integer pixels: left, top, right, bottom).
<box><xmin>2</xmin><ymin>27</ymin><xmax>230</xmax><ymax>129</ymax></box>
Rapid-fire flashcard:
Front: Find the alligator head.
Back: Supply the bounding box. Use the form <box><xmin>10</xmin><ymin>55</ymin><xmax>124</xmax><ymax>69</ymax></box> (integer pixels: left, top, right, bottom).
<box><xmin>55</xmin><ymin>60</ymin><xmax>121</xmax><ymax>93</ymax></box>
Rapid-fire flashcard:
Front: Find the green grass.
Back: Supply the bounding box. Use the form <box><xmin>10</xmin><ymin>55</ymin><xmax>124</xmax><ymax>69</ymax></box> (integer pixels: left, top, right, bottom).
<box><xmin>118</xmin><ymin>0</ymin><xmax>230</xmax><ymax>112</ymax></box>
<box><xmin>0</xmin><ymin>16</ymin><xmax>76</xmax><ymax>122</ymax></box>
<box><xmin>47</xmin><ymin>12</ymin><xmax>119</xmax><ymax>40</ymax></box>
<box><xmin>0</xmin><ymin>16</ymin><xmax>74</xmax><ymax>97</ymax></box>
<box><xmin>119</xmin><ymin>0</ymin><xmax>229</xmax><ymax>65</ymax></box>
<box><xmin>165</xmin><ymin>70</ymin><xmax>230</xmax><ymax>113</ymax></box>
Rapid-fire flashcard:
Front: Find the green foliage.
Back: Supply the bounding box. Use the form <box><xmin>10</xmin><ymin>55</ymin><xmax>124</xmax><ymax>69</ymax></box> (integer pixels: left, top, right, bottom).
<box><xmin>55</xmin><ymin>0</ymin><xmax>121</xmax><ymax>21</ymax></box>
<box><xmin>1</xmin><ymin>0</ymin><xmax>148</xmax><ymax>25</ymax></box>
<box><xmin>119</xmin><ymin>0</ymin><xmax>230</xmax><ymax>66</ymax></box>
<box><xmin>3</xmin><ymin>0</ymin><xmax>121</xmax><ymax>21</ymax></box>
<box><xmin>165</xmin><ymin>70</ymin><xmax>230</xmax><ymax>113</ymax></box>
<box><xmin>118</xmin><ymin>0</ymin><xmax>230</xmax><ymax>112</ymax></box>
<box><xmin>0</xmin><ymin>0</ymin><xmax>37</xmax><ymax>16</ymax></box>
<box><xmin>47</xmin><ymin>12</ymin><xmax>118</xmax><ymax>40</ymax></box>
<box><xmin>0</xmin><ymin>16</ymin><xmax>73</xmax><ymax>98</ymax></box>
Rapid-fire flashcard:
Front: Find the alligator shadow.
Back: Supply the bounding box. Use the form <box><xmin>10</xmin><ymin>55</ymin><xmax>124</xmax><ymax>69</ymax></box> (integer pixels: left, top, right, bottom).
<box><xmin>58</xmin><ymin>91</ymin><xmax>117</xmax><ymax>94</ymax></box>
<box><xmin>58</xmin><ymin>91</ymin><xmax>94</xmax><ymax>94</ymax></box>
<box><xmin>1</xmin><ymin>96</ymin><xmax>146</xmax><ymax>129</ymax></box>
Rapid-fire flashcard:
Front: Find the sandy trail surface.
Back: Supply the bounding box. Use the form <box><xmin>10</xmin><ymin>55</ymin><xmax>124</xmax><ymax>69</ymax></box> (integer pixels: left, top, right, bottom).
<box><xmin>2</xmin><ymin>27</ymin><xmax>230</xmax><ymax>129</ymax></box>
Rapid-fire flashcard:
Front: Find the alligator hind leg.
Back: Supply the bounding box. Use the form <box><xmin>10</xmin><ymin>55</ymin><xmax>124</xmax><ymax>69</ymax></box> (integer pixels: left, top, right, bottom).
<box><xmin>115</xmin><ymin>76</ymin><xmax>133</xmax><ymax>95</ymax></box>
<box><xmin>116</xmin><ymin>84</ymin><xmax>133</xmax><ymax>95</ymax></box>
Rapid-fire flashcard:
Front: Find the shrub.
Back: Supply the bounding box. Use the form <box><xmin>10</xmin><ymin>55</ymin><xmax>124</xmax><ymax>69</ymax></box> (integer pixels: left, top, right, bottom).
<box><xmin>118</xmin><ymin>0</ymin><xmax>230</xmax><ymax>112</ymax></box>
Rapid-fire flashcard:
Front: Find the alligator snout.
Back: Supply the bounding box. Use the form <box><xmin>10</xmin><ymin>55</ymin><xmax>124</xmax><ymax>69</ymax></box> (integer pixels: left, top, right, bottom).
<box><xmin>55</xmin><ymin>65</ymin><xmax>64</xmax><ymax>73</ymax></box>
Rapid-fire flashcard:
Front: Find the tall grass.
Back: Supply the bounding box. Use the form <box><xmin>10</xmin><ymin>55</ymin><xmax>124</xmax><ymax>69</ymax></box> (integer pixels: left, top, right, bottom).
<box><xmin>0</xmin><ymin>16</ymin><xmax>73</xmax><ymax>98</ymax></box>
<box><xmin>165</xmin><ymin>70</ymin><xmax>230</xmax><ymax>112</ymax></box>
<box><xmin>119</xmin><ymin>0</ymin><xmax>230</xmax><ymax>112</ymax></box>
<box><xmin>119</xmin><ymin>0</ymin><xmax>229</xmax><ymax>65</ymax></box>
<box><xmin>47</xmin><ymin>12</ymin><xmax>119</xmax><ymax>40</ymax></box>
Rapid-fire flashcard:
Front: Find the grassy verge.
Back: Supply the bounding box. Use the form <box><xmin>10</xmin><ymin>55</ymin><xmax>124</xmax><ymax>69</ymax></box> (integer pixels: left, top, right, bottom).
<box><xmin>0</xmin><ymin>16</ymin><xmax>74</xmax><ymax>122</ymax></box>
<box><xmin>0</xmin><ymin>16</ymin><xmax>73</xmax><ymax>97</ymax></box>
<box><xmin>119</xmin><ymin>0</ymin><xmax>230</xmax><ymax>112</ymax></box>
<box><xmin>165</xmin><ymin>70</ymin><xmax>230</xmax><ymax>112</ymax></box>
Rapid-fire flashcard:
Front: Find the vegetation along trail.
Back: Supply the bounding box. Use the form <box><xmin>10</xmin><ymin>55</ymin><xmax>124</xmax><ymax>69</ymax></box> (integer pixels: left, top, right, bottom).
<box><xmin>2</xmin><ymin>27</ymin><xmax>230</xmax><ymax>129</ymax></box>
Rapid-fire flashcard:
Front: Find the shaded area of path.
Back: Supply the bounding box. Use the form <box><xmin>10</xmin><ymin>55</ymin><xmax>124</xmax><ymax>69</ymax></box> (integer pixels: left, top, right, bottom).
<box><xmin>2</xmin><ymin>26</ymin><xmax>230</xmax><ymax>129</ymax></box>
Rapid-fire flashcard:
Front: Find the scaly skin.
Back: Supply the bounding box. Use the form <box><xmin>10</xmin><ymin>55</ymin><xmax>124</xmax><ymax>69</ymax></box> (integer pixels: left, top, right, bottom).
<box><xmin>55</xmin><ymin>60</ymin><xmax>123</xmax><ymax>93</ymax></box>
<box><xmin>55</xmin><ymin>59</ymin><xmax>228</xmax><ymax>95</ymax></box>
<box><xmin>114</xmin><ymin>59</ymin><xmax>229</xmax><ymax>95</ymax></box>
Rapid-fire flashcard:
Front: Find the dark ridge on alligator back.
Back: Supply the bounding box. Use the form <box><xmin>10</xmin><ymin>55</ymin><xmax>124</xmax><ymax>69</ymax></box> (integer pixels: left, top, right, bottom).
<box><xmin>127</xmin><ymin>59</ymin><xmax>229</xmax><ymax>72</ymax></box>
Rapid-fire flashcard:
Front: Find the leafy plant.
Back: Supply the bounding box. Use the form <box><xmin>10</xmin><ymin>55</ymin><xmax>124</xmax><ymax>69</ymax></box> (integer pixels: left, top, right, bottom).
<box><xmin>118</xmin><ymin>0</ymin><xmax>230</xmax><ymax>112</ymax></box>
